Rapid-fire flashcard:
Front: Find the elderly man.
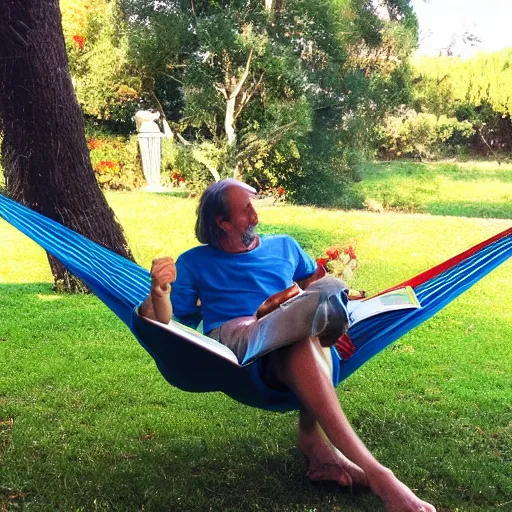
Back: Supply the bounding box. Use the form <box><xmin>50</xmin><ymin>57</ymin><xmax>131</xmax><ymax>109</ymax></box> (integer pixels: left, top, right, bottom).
<box><xmin>140</xmin><ymin>179</ymin><xmax>436</xmax><ymax>512</ymax></box>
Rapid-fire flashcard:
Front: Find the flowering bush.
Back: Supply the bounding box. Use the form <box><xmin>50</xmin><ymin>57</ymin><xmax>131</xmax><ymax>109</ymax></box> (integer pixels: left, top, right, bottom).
<box><xmin>72</xmin><ymin>34</ymin><xmax>85</xmax><ymax>49</ymax></box>
<box><xmin>87</xmin><ymin>134</ymin><xmax>143</xmax><ymax>190</ymax></box>
<box><xmin>274</xmin><ymin>186</ymin><xmax>286</xmax><ymax>202</ymax></box>
<box><xmin>88</xmin><ymin>138</ymin><xmax>101</xmax><ymax>150</ymax></box>
<box><xmin>95</xmin><ymin>160</ymin><xmax>119</xmax><ymax>173</ymax></box>
<box><xmin>317</xmin><ymin>245</ymin><xmax>358</xmax><ymax>282</ymax></box>
<box><xmin>171</xmin><ymin>170</ymin><xmax>186</xmax><ymax>188</ymax></box>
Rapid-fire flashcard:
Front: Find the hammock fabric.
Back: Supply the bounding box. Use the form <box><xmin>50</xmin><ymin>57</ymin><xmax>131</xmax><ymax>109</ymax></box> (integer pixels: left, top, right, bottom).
<box><xmin>1</xmin><ymin>193</ymin><xmax>511</xmax><ymax>412</ymax></box>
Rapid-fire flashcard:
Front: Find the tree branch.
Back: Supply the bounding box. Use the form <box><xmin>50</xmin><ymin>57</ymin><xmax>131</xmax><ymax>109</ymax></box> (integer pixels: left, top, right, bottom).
<box><xmin>190</xmin><ymin>0</ymin><xmax>197</xmax><ymax>23</ymax></box>
<box><xmin>214</xmin><ymin>83</ymin><xmax>228</xmax><ymax>99</ymax></box>
<box><xmin>234</xmin><ymin>72</ymin><xmax>265</xmax><ymax>119</ymax></box>
<box><xmin>478</xmin><ymin>128</ymin><xmax>502</xmax><ymax>166</ymax></box>
<box><xmin>237</xmin><ymin>120</ymin><xmax>298</xmax><ymax>160</ymax></box>
<box><xmin>229</xmin><ymin>48</ymin><xmax>253</xmax><ymax>99</ymax></box>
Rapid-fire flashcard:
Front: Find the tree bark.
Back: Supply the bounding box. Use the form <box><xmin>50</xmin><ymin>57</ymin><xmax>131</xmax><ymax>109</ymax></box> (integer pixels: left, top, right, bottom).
<box><xmin>0</xmin><ymin>0</ymin><xmax>135</xmax><ymax>292</ymax></box>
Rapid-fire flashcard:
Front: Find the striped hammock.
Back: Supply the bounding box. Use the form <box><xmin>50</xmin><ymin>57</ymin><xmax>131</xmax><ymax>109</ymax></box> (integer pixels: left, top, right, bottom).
<box><xmin>1</xmin><ymin>193</ymin><xmax>511</xmax><ymax>411</ymax></box>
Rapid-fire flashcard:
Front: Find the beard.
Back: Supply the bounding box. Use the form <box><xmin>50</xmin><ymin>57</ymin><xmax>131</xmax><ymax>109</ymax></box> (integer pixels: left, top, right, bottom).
<box><xmin>241</xmin><ymin>225</ymin><xmax>257</xmax><ymax>248</ymax></box>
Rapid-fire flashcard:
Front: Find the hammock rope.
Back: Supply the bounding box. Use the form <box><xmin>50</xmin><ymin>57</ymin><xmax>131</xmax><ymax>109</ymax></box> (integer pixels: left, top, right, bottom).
<box><xmin>1</xmin><ymin>193</ymin><xmax>511</xmax><ymax>411</ymax></box>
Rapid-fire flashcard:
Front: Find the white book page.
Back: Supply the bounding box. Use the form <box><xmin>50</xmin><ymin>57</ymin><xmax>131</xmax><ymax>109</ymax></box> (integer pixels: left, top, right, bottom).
<box><xmin>141</xmin><ymin>315</ymin><xmax>240</xmax><ymax>366</ymax></box>
<box><xmin>347</xmin><ymin>286</ymin><xmax>421</xmax><ymax>326</ymax></box>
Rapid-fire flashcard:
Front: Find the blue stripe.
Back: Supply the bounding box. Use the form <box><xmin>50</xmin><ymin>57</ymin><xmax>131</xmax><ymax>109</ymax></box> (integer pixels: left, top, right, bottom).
<box><xmin>0</xmin><ymin>194</ymin><xmax>150</xmax><ymax>325</ymax></box>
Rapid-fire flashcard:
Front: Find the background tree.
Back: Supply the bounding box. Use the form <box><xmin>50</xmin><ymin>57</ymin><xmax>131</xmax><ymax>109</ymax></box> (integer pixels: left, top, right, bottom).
<box><xmin>59</xmin><ymin>0</ymin><xmax>419</xmax><ymax>204</ymax></box>
<box><xmin>0</xmin><ymin>0</ymin><xmax>134</xmax><ymax>292</ymax></box>
<box><xmin>61</xmin><ymin>0</ymin><xmax>141</xmax><ymax>132</ymax></box>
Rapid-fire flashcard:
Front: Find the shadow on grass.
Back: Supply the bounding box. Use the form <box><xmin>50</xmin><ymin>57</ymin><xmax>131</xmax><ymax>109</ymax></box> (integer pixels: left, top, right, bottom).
<box><xmin>0</xmin><ymin>285</ymin><xmax>385</xmax><ymax>511</ymax></box>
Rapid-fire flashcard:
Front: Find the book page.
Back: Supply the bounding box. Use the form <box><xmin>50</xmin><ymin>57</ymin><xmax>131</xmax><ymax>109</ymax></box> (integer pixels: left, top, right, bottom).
<box><xmin>143</xmin><ymin>316</ymin><xmax>241</xmax><ymax>366</ymax></box>
<box><xmin>347</xmin><ymin>286</ymin><xmax>421</xmax><ymax>326</ymax></box>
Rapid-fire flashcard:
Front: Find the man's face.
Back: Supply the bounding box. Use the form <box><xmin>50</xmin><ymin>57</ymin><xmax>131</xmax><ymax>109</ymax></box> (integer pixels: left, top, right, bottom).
<box><xmin>220</xmin><ymin>185</ymin><xmax>259</xmax><ymax>248</ymax></box>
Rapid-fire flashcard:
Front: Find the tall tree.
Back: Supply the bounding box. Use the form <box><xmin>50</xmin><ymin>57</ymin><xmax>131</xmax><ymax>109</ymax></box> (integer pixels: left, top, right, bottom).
<box><xmin>0</xmin><ymin>0</ymin><xmax>134</xmax><ymax>292</ymax></box>
<box><xmin>116</xmin><ymin>0</ymin><xmax>418</xmax><ymax>202</ymax></box>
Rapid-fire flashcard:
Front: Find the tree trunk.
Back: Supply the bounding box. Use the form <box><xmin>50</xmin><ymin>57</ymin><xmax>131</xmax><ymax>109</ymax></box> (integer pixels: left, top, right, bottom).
<box><xmin>225</xmin><ymin>95</ymin><xmax>237</xmax><ymax>177</ymax></box>
<box><xmin>0</xmin><ymin>0</ymin><xmax>135</xmax><ymax>292</ymax></box>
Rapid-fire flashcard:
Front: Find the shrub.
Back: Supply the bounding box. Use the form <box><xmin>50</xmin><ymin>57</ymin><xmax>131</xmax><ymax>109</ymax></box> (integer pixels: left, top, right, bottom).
<box><xmin>164</xmin><ymin>142</ymin><xmax>216</xmax><ymax>193</ymax></box>
<box><xmin>237</xmin><ymin>108</ymin><xmax>367</xmax><ymax>209</ymax></box>
<box><xmin>379</xmin><ymin>109</ymin><xmax>475</xmax><ymax>159</ymax></box>
<box><xmin>62</xmin><ymin>0</ymin><xmax>141</xmax><ymax>132</ymax></box>
<box><xmin>87</xmin><ymin>133</ymin><xmax>144</xmax><ymax>190</ymax></box>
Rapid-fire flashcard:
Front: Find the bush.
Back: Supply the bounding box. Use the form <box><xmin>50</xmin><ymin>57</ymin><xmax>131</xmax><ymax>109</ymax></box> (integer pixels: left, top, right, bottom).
<box><xmin>161</xmin><ymin>139</ymin><xmax>225</xmax><ymax>193</ymax></box>
<box><xmin>87</xmin><ymin>133</ymin><xmax>144</xmax><ymax>190</ymax></box>
<box><xmin>379</xmin><ymin>109</ymin><xmax>474</xmax><ymax>159</ymax></box>
<box><xmin>62</xmin><ymin>0</ymin><xmax>141</xmax><ymax>132</ymax></box>
<box><xmin>237</xmin><ymin>132</ymin><xmax>365</xmax><ymax>209</ymax></box>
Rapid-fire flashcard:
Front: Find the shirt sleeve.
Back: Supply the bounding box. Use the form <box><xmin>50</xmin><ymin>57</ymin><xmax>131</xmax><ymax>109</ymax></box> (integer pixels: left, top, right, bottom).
<box><xmin>288</xmin><ymin>236</ymin><xmax>317</xmax><ymax>281</ymax></box>
<box><xmin>170</xmin><ymin>256</ymin><xmax>203</xmax><ymax>329</ymax></box>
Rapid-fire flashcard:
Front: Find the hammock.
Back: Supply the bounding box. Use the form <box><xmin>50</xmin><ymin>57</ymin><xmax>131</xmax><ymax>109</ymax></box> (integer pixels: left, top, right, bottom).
<box><xmin>1</xmin><ymin>193</ymin><xmax>511</xmax><ymax>412</ymax></box>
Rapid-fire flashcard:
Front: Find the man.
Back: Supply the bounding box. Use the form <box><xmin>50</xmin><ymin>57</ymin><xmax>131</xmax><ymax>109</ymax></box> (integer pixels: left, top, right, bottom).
<box><xmin>141</xmin><ymin>179</ymin><xmax>436</xmax><ymax>512</ymax></box>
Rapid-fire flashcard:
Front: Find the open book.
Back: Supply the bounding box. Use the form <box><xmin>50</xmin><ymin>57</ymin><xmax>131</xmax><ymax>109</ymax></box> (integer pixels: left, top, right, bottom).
<box><xmin>143</xmin><ymin>315</ymin><xmax>240</xmax><ymax>365</ymax></box>
<box><xmin>140</xmin><ymin>285</ymin><xmax>421</xmax><ymax>367</ymax></box>
<box><xmin>347</xmin><ymin>286</ymin><xmax>421</xmax><ymax>326</ymax></box>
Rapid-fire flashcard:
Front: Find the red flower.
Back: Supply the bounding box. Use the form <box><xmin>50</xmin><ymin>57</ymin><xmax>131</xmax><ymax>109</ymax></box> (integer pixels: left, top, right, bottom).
<box><xmin>88</xmin><ymin>138</ymin><xmax>101</xmax><ymax>150</ymax></box>
<box><xmin>172</xmin><ymin>171</ymin><xmax>185</xmax><ymax>183</ymax></box>
<box><xmin>276</xmin><ymin>186</ymin><xmax>286</xmax><ymax>197</ymax></box>
<box><xmin>72</xmin><ymin>34</ymin><xmax>85</xmax><ymax>49</ymax></box>
<box><xmin>325</xmin><ymin>247</ymin><xmax>340</xmax><ymax>260</ymax></box>
<box><xmin>94</xmin><ymin>160</ymin><xmax>119</xmax><ymax>173</ymax></box>
<box><xmin>345</xmin><ymin>246</ymin><xmax>357</xmax><ymax>260</ymax></box>
<box><xmin>316</xmin><ymin>257</ymin><xmax>329</xmax><ymax>267</ymax></box>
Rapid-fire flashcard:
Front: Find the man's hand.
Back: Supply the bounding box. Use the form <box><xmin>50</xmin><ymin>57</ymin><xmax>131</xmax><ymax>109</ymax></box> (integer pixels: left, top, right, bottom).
<box><xmin>150</xmin><ymin>257</ymin><xmax>176</xmax><ymax>297</ymax></box>
<box><xmin>140</xmin><ymin>257</ymin><xmax>176</xmax><ymax>324</ymax></box>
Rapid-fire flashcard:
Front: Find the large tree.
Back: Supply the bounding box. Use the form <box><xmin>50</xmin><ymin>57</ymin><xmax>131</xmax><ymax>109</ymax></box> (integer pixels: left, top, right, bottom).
<box><xmin>0</xmin><ymin>0</ymin><xmax>134</xmax><ymax>292</ymax></box>
<box><xmin>83</xmin><ymin>0</ymin><xmax>418</xmax><ymax>203</ymax></box>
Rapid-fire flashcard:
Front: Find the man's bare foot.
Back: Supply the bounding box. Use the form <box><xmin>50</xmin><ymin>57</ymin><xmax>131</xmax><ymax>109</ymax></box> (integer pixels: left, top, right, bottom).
<box><xmin>298</xmin><ymin>424</ymin><xmax>368</xmax><ymax>488</ymax></box>
<box><xmin>368</xmin><ymin>467</ymin><xmax>436</xmax><ymax>512</ymax></box>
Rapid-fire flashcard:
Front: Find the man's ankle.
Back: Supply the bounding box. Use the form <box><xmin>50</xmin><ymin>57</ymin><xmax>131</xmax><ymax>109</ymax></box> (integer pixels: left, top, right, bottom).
<box><xmin>366</xmin><ymin>465</ymin><xmax>396</xmax><ymax>492</ymax></box>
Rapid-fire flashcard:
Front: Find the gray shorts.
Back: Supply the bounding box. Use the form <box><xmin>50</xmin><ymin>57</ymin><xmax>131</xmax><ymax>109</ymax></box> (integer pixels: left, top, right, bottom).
<box><xmin>208</xmin><ymin>276</ymin><xmax>349</xmax><ymax>365</ymax></box>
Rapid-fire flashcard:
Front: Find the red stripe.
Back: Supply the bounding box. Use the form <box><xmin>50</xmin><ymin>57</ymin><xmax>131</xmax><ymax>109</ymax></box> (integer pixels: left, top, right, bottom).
<box><xmin>374</xmin><ymin>227</ymin><xmax>512</xmax><ymax>297</ymax></box>
<box><xmin>335</xmin><ymin>333</ymin><xmax>356</xmax><ymax>361</ymax></box>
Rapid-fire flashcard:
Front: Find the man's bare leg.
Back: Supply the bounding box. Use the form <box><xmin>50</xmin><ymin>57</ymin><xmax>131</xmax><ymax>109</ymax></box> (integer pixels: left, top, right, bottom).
<box><xmin>272</xmin><ymin>337</ymin><xmax>436</xmax><ymax>512</ymax></box>
<box><xmin>297</xmin><ymin>408</ymin><xmax>368</xmax><ymax>487</ymax></box>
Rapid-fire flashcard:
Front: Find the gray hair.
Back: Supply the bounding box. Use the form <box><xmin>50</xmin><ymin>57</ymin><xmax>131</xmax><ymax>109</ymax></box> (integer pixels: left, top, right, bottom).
<box><xmin>195</xmin><ymin>179</ymin><xmax>256</xmax><ymax>248</ymax></box>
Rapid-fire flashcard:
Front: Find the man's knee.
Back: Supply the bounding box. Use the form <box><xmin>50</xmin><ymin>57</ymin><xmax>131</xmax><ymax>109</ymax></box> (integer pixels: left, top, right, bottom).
<box><xmin>307</xmin><ymin>275</ymin><xmax>349</xmax><ymax>297</ymax></box>
<box><xmin>308</xmin><ymin>277</ymin><xmax>350</xmax><ymax>346</ymax></box>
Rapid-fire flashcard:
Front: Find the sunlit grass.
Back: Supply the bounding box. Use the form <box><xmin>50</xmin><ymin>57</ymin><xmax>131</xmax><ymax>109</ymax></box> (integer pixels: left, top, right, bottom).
<box><xmin>0</xmin><ymin>179</ymin><xmax>511</xmax><ymax>511</ymax></box>
<box><xmin>356</xmin><ymin>160</ymin><xmax>512</xmax><ymax>218</ymax></box>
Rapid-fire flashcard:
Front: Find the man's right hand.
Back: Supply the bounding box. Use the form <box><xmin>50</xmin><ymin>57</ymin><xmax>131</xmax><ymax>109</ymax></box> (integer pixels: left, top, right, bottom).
<box><xmin>150</xmin><ymin>257</ymin><xmax>177</xmax><ymax>297</ymax></box>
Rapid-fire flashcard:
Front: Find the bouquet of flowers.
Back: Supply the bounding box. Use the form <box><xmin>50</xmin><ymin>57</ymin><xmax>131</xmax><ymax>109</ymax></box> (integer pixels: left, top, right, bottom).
<box><xmin>316</xmin><ymin>245</ymin><xmax>358</xmax><ymax>282</ymax></box>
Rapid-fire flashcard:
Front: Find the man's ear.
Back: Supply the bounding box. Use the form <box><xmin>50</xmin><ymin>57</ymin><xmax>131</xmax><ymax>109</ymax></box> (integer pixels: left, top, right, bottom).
<box><xmin>216</xmin><ymin>215</ymin><xmax>229</xmax><ymax>233</ymax></box>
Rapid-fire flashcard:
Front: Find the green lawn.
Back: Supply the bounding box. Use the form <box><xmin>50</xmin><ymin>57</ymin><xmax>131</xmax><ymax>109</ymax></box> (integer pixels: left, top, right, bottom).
<box><xmin>1</xmin><ymin>166</ymin><xmax>511</xmax><ymax>511</ymax></box>
<box><xmin>356</xmin><ymin>160</ymin><xmax>512</xmax><ymax>219</ymax></box>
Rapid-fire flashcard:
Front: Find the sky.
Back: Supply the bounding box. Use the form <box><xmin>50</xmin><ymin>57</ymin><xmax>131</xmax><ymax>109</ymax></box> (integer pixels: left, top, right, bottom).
<box><xmin>410</xmin><ymin>0</ymin><xmax>512</xmax><ymax>58</ymax></box>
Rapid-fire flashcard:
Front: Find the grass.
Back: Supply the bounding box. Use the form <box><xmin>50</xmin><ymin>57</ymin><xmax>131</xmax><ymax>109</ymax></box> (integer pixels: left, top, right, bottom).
<box><xmin>355</xmin><ymin>160</ymin><xmax>512</xmax><ymax>219</ymax></box>
<box><xmin>1</xmin><ymin>160</ymin><xmax>511</xmax><ymax>511</ymax></box>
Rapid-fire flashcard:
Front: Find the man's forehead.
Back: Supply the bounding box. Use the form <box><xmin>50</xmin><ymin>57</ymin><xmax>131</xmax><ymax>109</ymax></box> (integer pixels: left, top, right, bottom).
<box><xmin>228</xmin><ymin>180</ymin><xmax>256</xmax><ymax>194</ymax></box>
<box><xmin>226</xmin><ymin>183</ymin><xmax>256</xmax><ymax>201</ymax></box>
